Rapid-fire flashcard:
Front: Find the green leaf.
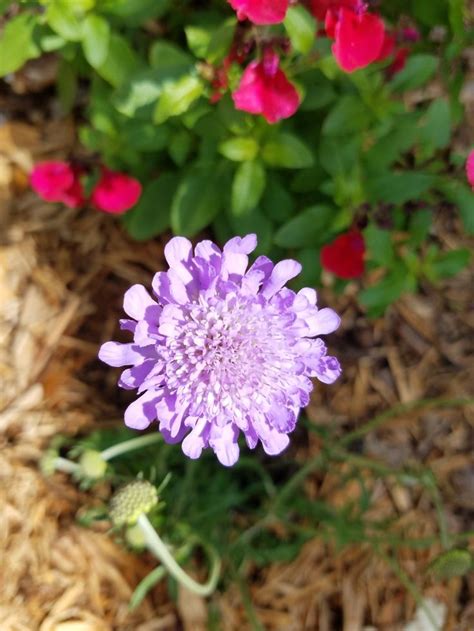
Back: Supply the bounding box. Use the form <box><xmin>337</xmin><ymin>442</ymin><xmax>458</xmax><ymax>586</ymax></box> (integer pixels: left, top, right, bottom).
<box><xmin>154</xmin><ymin>75</ymin><xmax>204</xmax><ymax>124</ymax></box>
<box><xmin>300</xmin><ymin>70</ymin><xmax>336</xmax><ymax>111</ymax></box>
<box><xmin>429</xmin><ymin>549</ymin><xmax>472</xmax><ymax>580</ymax></box>
<box><xmin>231</xmin><ymin>161</ymin><xmax>266</xmax><ymax>217</ymax></box>
<box><xmin>171</xmin><ymin>168</ymin><xmax>223</xmax><ymax>236</ymax></box>
<box><xmin>57</xmin><ymin>59</ymin><xmax>78</xmax><ymax>114</ymax></box>
<box><xmin>169</xmin><ymin>129</ymin><xmax>193</xmax><ymax>166</ymax></box>
<box><xmin>113</xmin><ymin>70</ymin><xmax>165</xmax><ymax>118</ymax></box>
<box><xmin>100</xmin><ymin>0</ymin><xmax>170</xmax><ymax>23</ymax></box>
<box><xmin>96</xmin><ymin>34</ymin><xmax>142</xmax><ymax>87</ymax></box>
<box><xmin>367</xmin><ymin>172</ymin><xmax>435</xmax><ymax>204</ymax></box>
<box><xmin>219</xmin><ymin>137</ymin><xmax>259</xmax><ymax>162</ymax></box>
<box><xmin>149</xmin><ymin>41</ymin><xmax>192</xmax><ymax>72</ymax></box>
<box><xmin>0</xmin><ymin>13</ymin><xmax>40</xmax><ymax>76</ymax></box>
<box><xmin>418</xmin><ymin>99</ymin><xmax>451</xmax><ymax>151</ymax></box>
<box><xmin>292</xmin><ymin>247</ymin><xmax>322</xmax><ymax>290</ymax></box>
<box><xmin>408</xmin><ymin>209</ymin><xmax>432</xmax><ymax>247</ymax></box>
<box><xmin>390</xmin><ymin>54</ymin><xmax>438</xmax><ymax>92</ymax></box>
<box><xmin>121</xmin><ymin>120</ymin><xmax>169</xmax><ymax>152</ymax></box>
<box><xmin>125</xmin><ymin>174</ymin><xmax>179</xmax><ymax>240</ymax></box>
<box><xmin>274</xmin><ymin>205</ymin><xmax>334</xmax><ymax>248</ymax></box>
<box><xmin>46</xmin><ymin>0</ymin><xmax>83</xmax><ymax>41</ymax></box>
<box><xmin>437</xmin><ymin>179</ymin><xmax>474</xmax><ymax>234</ymax></box>
<box><xmin>322</xmin><ymin>95</ymin><xmax>370</xmax><ymax>136</ymax></box>
<box><xmin>185</xmin><ymin>18</ymin><xmax>235</xmax><ymax>63</ymax></box>
<box><xmin>262</xmin><ymin>176</ymin><xmax>295</xmax><ymax>223</ymax></box>
<box><xmin>81</xmin><ymin>14</ymin><xmax>110</xmax><ymax>68</ymax></box>
<box><xmin>262</xmin><ymin>133</ymin><xmax>314</xmax><ymax>169</ymax></box>
<box><xmin>284</xmin><ymin>5</ymin><xmax>316</xmax><ymax>55</ymax></box>
<box><xmin>319</xmin><ymin>136</ymin><xmax>360</xmax><ymax>176</ymax></box>
<box><xmin>428</xmin><ymin>248</ymin><xmax>470</xmax><ymax>279</ymax></box>
<box><xmin>359</xmin><ymin>267</ymin><xmax>416</xmax><ymax>316</ymax></box>
<box><xmin>364</xmin><ymin>224</ymin><xmax>393</xmax><ymax>266</ymax></box>
<box><xmin>365</xmin><ymin>113</ymin><xmax>419</xmax><ymax>173</ymax></box>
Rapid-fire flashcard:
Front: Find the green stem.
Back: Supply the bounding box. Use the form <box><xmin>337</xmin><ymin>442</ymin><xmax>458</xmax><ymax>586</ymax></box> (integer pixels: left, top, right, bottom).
<box><xmin>339</xmin><ymin>396</ymin><xmax>474</xmax><ymax>448</ymax></box>
<box><xmin>100</xmin><ymin>432</ymin><xmax>162</xmax><ymax>462</ymax></box>
<box><xmin>53</xmin><ymin>457</ymin><xmax>80</xmax><ymax>474</ymax></box>
<box><xmin>137</xmin><ymin>514</ymin><xmax>221</xmax><ymax>597</ymax></box>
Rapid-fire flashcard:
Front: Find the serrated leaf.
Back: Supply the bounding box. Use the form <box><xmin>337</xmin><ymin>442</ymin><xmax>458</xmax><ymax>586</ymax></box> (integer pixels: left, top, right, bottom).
<box><xmin>284</xmin><ymin>5</ymin><xmax>316</xmax><ymax>55</ymax></box>
<box><xmin>274</xmin><ymin>205</ymin><xmax>333</xmax><ymax>248</ymax></box>
<box><xmin>171</xmin><ymin>168</ymin><xmax>223</xmax><ymax>235</ymax></box>
<box><xmin>219</xmin><ymin>137</ymin><xmax>258</xmax><ymax>162</ymax></box>
<box><xmin>231</xmin><ymin>161</ymin><xmax>266</xmax><ymax>216</ymax></box>
<box><xmin>82</xmin><ymin>14</ymin><xmax>110</xmax><ymax>68</ymax></box>
<box><xmin>262</xmin><ymin>133</ymin><xmax>314</xmax><ymax>169</ymax></box>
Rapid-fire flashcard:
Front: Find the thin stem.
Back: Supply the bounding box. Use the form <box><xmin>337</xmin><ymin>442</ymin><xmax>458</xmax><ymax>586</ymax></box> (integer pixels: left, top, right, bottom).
<box><xmin>100</xmin><ymin>432</ymin><xmax>162</xmax><ymax>462</ymax></box>
<box><xmin>137</xmin><ymin>514</ymin><xmax>221</xmax><ymax>597</ymax></box>
<box><xmin>339</xmin><ymin>396</ymin><xmax>473</xmax><ymax>448</ymax></box>
<box><xmin>54</xmin><ymin>457</ymin><xmax>80</xmax><ymax>474</ymax></box>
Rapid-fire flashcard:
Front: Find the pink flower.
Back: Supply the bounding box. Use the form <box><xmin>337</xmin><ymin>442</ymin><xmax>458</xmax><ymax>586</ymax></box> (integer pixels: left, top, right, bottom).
<box><xmin>321</xmin><ymin>230</ymin><xmax>365</xmax><ymax>279</ymax></box>
<box><xmin>30</xmin><ymin>161</ymin><xmax>85</xmax><ymax>208</ymax></box>
<box><xmin>326</xmin><ymin>5</ymin><xmax>385</xmax><ymax>72</ymax></box>
<box><xmin>467</xmin><ymin>150</ymin><xmax>474</xmax><ymax>190</ymax></box>
<box><xmin>310</xmin><ymin>0</ymin><xmax>356</xmax><ymax>22</ymax></box>
<box><xmin>91</xmin><ymin>169</ymin><xmax>142</xmax><ymax>214</ymax></box>
<box><xmin>228</xmin><ymin>0</ymin><xmax>289</xmax><ymax>24</ymax></box>
<box><xmin>232</xmin><ymin>50</ymin><xmax>300</xmax><ymax>124</ymax></box>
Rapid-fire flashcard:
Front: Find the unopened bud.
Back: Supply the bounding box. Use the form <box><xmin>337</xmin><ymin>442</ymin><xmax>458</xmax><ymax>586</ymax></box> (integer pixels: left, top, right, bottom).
<box><xmin>79</xmin><ymin>450</ymin><xmax>107</xmax><ymax>479</ymax></box>
<box><xmin>109</xmin><ymin>480</ymin><xmax>158</xmax><ymax>527</ymax></box>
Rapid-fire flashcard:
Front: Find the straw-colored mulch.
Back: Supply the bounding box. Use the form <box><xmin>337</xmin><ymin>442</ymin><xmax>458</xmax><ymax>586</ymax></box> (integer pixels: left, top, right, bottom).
<box><xmin>0</xmin><ymin>116</ymin><xmax>473</xmax><ymax>631</ymax></box>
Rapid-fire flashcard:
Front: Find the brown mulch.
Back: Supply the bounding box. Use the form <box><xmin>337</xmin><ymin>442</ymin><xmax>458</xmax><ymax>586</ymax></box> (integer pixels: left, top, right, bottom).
<box><xmin>0</xmin><ymin>114</ymin><xmax>473</xmax><ymax>630</ymax></box>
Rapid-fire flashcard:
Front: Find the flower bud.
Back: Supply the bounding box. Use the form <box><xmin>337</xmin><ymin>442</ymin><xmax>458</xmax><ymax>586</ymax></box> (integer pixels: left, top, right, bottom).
<box><xmin>109</xmin><ymin>480</ymin><xmax>158</xmax><ymax>527</ymax></box>
<box><xmin>79</xmin><ymin>450</ymin><xmax>108</xmax><ymax>479</ymax></box>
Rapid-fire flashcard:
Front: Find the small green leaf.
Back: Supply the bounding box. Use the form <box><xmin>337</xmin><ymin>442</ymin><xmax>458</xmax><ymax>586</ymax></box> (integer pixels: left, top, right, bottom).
<box><xmin>169</xmin><ymin>129</ymin><xmax>193</xmax><ymax>166</ymax></box>
<box><xmin>418</xmin><ymin>99</ymin><xmax>451</xmax><ymax>150</ymax></box>
<box><xmin>390</xmin><ymin>54</ymin><xmax>438</xmax><ymax>92</ymax></box>
<box><xmin>262</xmin><ymin>133</ymin><xmax>314</xmax><ymax>169</ymax></box>
<box><xmin>322</xmin><ymin>95</ymin><xmax>370</xmax><ymax>136</ymax></box>
<box><xmin>436</xmin><ymin>179</ymin><xmax>474</xmax><ymax>235</ymax></box>
<box><xmin>171</xmin><ymin>168</ymin><xmax>223</xmax><ymax>235</ymax></box>
<box><xmin>428</xmin><ymin>248</ymin><xmax>470</xmax><ymax>279</ymax></box>
<box><xmin>121</xmin><ymin>120</ymin><xmax>169</xmax><ymax>152</ymax></box>
<box><xmin>154</xmin><ymin>75</ymin><xmax>204</xmax><ymax>124</ymax></box>
<box><xmin>96</xmin><ymin>34</ymin><xmax>142</xmax><ymax>87</ymax></box>
<box><xmin>364</xmin><ymin>224</ymin><xmax>394</xmax><ymax>266</ymax></box>
<box><xmin>262</xmin><ymin>176</ymin><xmax>295</xmax><ymax>223</ymax></box>
<box><xmin>46</xmin><ymin>0</ymin><xmax>83</xmax><ymax>41</ymax></box>
<box><xmin>231</xmin><ymin>161</ymin><xmax>266</xmax><ymax>216</ymax></box>
<box><xmin>82</xmin><ymin>14</ymin><xmax>110</xmax><ymax>68</ymax></box>
<box><xmin>359</xmin><ymin>266</ymin><xmax>416</xmax><ymax>316</ymax></box>
<box><xmin>0</xmin><ymin>13</ymin><xmax>40</xmax><ymax>76</ymax></box>
<box><xmin>125</xmin><ymin>173</ymin><xmax>179</xmax><ymax>240</ymax></box>
<box><xmin>149</xmin><ymin>41</ymin><xmax>192</xmax><ymax>71</ymax></box>
<box><xmin>57</xmin><ymin>59</ymin><xmax>78</xmax><ymax>113</ymax></box>
<box><xmin>367</xmin><ymin>172</ymin><xmax>435</xmax><ymax>204</ymax></box>
<box><xmin>284</xmin><ymin>5</ymin><xmax>316</xmax><ymax>55</ymax></box>
<box><xmin>219</xmin><ymin>137</ymin><xmax>259</xmax><ymax>162</ymax></box>
<box><xmin>274</xmin><ymin>205</ymin><xmax>334</xmax><ymax>248</ymax></box>
<box><xmin>113</xmin><ymin>70</ymin><xmax>164</xmax><ymax>118</ymax></box>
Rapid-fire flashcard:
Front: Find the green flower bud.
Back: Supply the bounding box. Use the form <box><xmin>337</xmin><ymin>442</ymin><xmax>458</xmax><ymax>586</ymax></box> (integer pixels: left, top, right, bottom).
<box><xmin>79</xmin><ymin>450</ymin><xmax>107</xmax><ymax>479</ymax></box>
<box><xmin>125</xmin><ymin>523</ymin><xmax>147</xmax><ymax>550</ymax></box>
<box><xmin>429</xmin><ymin>549</ymin><xmax>472</xmax><ymax>580</ymax></box>
<box><xmin>40</xmin><ymin>448</ymin><xmax>59</xmax><ymax>476</ymax></box>
<box><xmin>109</xmin><ymin>480</ymin><xmax>158</xmax><ymax>527</ymax></box>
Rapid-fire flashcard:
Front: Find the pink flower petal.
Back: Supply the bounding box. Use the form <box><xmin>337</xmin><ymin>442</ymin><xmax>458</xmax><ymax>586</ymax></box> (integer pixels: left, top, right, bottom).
<box><xmin>228</xmin><ymin>0</ymin><xmax>289</xmax><ymax>24</ymax></box>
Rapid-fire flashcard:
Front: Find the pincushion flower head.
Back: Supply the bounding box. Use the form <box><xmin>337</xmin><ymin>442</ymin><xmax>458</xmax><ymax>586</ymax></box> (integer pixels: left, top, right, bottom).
<box><xmin>99</xmin><ymin>235</ymin><xmax>341</xmax><ymax>466</ymax></box>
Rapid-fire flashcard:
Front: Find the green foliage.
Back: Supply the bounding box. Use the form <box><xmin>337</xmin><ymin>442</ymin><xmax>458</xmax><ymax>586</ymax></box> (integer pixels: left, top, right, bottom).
<box><xmin>2</xmin><ymin>0</ymin><xmax>470</xmax><ymax>316</ymax></box>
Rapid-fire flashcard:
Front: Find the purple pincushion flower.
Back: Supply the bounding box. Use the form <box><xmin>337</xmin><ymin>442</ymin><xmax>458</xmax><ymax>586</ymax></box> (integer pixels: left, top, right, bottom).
<box><xmin>99</xmin><ymin>235</ymin><xmax>341</xmax><ymax>466</ymax></box>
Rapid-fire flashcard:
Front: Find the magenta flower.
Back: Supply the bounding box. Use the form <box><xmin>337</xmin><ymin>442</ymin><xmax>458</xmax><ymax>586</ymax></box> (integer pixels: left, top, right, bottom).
<box><xmin>466</xmin><ymin>150</ymin><xmax>474</xmax><ymax>190</ymax></box>
<box><xmin>228</xmin><ymin>0</ymin><xmax>289</xmax><ymax>24</ymax></box>
<box><xmin>30</xmin><ymin>161</ymin><xmax>85</xmax><ymax>208</ymax></box>
<box><xmin>91</xmin><ymin>168</ymin><xmax>142</xmax><ymax>214</ymax></box>
<box><xmin>232</xmin><ymin>50</ymin><xmax>300</xmax><ymax>124</ymax></box>
<box><xmin>99</xmin><ymin>235</ymin><xmax>341</xmax><ymax>466</ymax></box>
<box><xmin>326</xmin><ymin>4</ymin><xmax>385</xmax><ymax>72</ymax></box>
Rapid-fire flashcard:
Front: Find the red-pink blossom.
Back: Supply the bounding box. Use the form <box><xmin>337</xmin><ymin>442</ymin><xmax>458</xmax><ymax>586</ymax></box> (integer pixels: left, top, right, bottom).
<box><xmin>310</xmin><ymin>0</ymin><xmax>357</xmax><ymax>22</ymax></box>
<box><xmin>228</xmin><ymin>0</ymin><xmax>289</xmax><ymax>24</ymax></box>
<box><xmin>30</xmin><ymin>161</ymin><xmax>85</xmax><ymax>208</ymax></box>
<box><xmin>91</xmin><ymin>169</ymin><xmax>142</xmax><ymax>215</ymax></box>
<box><xmin>328</xmin><ymin>6</ymin><xmax>385</xmax><ymax>72</ymax></box>
<box><xmin>232</xmin><ymin>50</ymin><xmax>300</xmax><ymax>124</ymax></box>
<box><xmin>320</xmin><ymin>230</ymin><xmax>365</xmax><ymax>279</ymax></box>
<box><xmin>466</xmin><ymin>150</ymin><xmax>474</xmax><ymax>190</ymax></box>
